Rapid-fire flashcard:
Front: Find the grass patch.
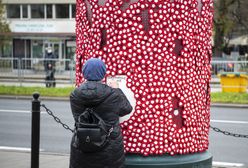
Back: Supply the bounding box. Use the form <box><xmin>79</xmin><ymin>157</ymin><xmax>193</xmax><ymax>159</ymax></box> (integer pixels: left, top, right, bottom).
<box><xmin>0</xmin><ymin>85</ymin><xmax>74</xmax><ymax>97</ymax></box>
<box><xmin>0</xmin><ymin>85</ymin><xmax>247</xmax><ymax>104</ymax></box>
<box><xmin>211</xmin><ymin>92</ymin><xmax>248</xmax><ymax>104</ymax></box>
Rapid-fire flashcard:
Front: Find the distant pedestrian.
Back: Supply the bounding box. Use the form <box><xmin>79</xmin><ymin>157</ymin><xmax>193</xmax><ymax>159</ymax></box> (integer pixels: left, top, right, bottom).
<box><xmin>44</xmin><ymin>47</ymin><xmax>56</xmax><ymax>87</ymax></box>
<box><xmin>69</xmin><ymin>58</ymin><xmax>132</xmax><ymax>168</ymax></box>
<box><xmin>44</xmin><ymin>47</ymin><xmax>56</xmax><ymax>71</ymax></box>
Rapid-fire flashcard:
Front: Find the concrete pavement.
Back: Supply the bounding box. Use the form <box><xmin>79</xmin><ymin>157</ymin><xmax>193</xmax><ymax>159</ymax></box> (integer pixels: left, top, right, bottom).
<box><xmin>0</xmin><ymin>150</ymin><xmax>247</xmax><ymax>168</ymax></box>
<box><xmin>0</xmin><ymin>150</ymin><xmax>69</xmax><ymax>168</ymax></box>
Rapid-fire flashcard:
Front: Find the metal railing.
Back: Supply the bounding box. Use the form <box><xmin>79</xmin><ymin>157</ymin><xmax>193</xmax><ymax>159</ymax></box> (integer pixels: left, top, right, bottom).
<box><xmin>210</xmin><ymin>60</ymin><xmax>248</xmax><ymax>91</ymax></box>
<box><xmin>0</xmin><ymin>58</ymin><xmax>247</xmax><ymax>86</ymax></box>
<box><xmin>0</xmin><ymin>57</ymin><xmax>76</xmax><ymax>86</ymax></box>
<box><xmin>0</xmin><ymin>57</ymin><xmax>75</xmax><ymax>72</ymax></box>
<box><xmin>211</xmin><ymin>60</ymin><xmax>248</xmax><ymax>76</ymax></box>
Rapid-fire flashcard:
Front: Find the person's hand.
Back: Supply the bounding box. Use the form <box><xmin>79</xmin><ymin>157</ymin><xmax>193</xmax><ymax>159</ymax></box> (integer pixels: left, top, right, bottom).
<box><xmin>108</xmin><ymin>79</ymin><xmax>119</xmax><ymax>88</ymax></box>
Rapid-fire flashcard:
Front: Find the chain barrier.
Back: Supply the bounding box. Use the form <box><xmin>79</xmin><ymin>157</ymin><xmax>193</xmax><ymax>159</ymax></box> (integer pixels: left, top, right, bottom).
<box><xmin>40</xmin><ymin>104</ymin><xmax>74</xmax><ymax>133</ymax></box>
<box><xmin>41</xmin><ymin>104</ymin><xmax>248</xmax><ymax>138</ymax></box>
<box><xmin>210</xmin><ymin>125</ymin><xmax>248</xmax><ymax>138</ymax></box>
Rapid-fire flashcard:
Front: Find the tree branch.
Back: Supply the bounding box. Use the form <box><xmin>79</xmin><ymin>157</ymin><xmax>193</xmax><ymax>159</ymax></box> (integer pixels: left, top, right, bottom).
<box><xmin>226</xmin><ymin>0</ymin><xmax>236</xmax><ymax>6</ymax></box>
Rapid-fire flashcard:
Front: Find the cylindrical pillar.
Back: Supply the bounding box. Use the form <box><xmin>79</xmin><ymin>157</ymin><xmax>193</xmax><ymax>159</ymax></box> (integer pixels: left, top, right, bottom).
<box><xmin>75</xmin><ymin>0</ymin><xmax>213</xmax><ymax>167</ymax></box>
<box><xmin>31</xmin><ymin>92</ymin><xmax>40</xmax><ymax>168</ymax></box>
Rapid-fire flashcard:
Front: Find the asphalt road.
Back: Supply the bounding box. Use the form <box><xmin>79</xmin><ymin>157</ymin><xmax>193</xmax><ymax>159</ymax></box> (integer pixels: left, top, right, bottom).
<box><xmin>0</xmin><ymin>98</ymin><xmax>247</xmax><ymax>166</ymax></box>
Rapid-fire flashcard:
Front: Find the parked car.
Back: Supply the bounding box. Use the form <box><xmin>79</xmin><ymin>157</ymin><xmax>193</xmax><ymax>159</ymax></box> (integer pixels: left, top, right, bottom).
<box><xmin>211</xmin><ymin>57</ymin><xmax>234</xmax><ymax>75</ymax></box>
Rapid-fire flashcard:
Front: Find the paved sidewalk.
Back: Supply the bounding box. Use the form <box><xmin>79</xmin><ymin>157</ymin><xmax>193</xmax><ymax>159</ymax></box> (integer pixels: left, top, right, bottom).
<box><xmin>0</xmin><ymin>150</ymin><xmax>69</xmax><ymax>168</ymax></box>
<box><xmin>0</xmin><ymin>150</ymin><xmax>247</xmax><ymax>168</ymax></box>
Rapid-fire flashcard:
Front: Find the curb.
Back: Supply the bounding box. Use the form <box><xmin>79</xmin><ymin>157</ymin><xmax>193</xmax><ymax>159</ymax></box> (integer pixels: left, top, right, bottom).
<box><xmin>211</xmin><ymin>103</ymin><xmax>248</xmax><ymax>108</ymax></box>
<box><xmin>0</xmin><ymin>149</ymin><xmax>70</xmax><ymax>156</ymax></box>
<box><xmin>0</xmin><ymin>95</ymin><xmax>69</xmax><ymax>101</ymax></box>
<box><xmin>1</xmin><ymin>95</ymin><xmax>248</xmax><ymax>108</ymax></box>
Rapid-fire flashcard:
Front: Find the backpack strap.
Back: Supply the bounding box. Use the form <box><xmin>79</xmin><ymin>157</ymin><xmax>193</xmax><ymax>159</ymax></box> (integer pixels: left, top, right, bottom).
<box><xmin>89</xmin><ymin>108</ymin><xmax>114</xmax><ymax>137</ymax></box>
<box><xmin>107</xmin><ymin>127</ymin><xmax>114</xmax><ymax>137</ymax></box>
<box><xmin>77</xmin><ymin>107</ymin><xmax>114</xmax><ymax>137</ymax></box>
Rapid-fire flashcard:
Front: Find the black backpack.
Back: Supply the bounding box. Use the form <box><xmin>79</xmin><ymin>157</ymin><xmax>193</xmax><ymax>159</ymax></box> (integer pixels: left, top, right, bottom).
<box><xmin>75</xmin><ymin>108</ymin><xmax>113</xmax><ymax>153</ymax></box>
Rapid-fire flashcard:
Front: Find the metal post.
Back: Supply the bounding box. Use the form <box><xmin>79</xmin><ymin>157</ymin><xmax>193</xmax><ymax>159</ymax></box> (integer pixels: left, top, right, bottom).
<box><xmin>31</xmin><ymin>93</ymin><xmax>40</xmax><ymax>168</ymax></box>
<box><xmin>18</xmin><ymin>58</ymin><xmax>22</xmax><ymax>87</ymax></box>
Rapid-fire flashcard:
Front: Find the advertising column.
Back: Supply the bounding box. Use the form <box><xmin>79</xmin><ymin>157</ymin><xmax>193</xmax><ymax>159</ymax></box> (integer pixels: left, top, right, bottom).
<box><xmin>75</xmin><ymin>0</ymin><xmax>213</xmax><ymax>167</ymax></box>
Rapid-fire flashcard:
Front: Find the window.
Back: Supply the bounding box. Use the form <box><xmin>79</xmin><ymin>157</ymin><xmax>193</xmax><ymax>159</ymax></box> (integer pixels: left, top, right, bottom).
<box><xmin>22</xmin><ymin>5</ymin><xmax>28</xmax><ymax>18</ymax></box>
<box><xmin>31</xmin><ymin>4</ymin><xmax>45</xmax><ymax>18</ymax></box>
<box><xmin>46</xmin><ymin>4</ymin><xmax>53</xmax><ymax>18</ymax></box>
<box><xmin>32</xmin><ymin>40</ymin><xmax>43</xmax><ymax>58</ymax></box>
<box><xmin>7</xmin><ymin>5</ymin><xmax>20</xmax><ymax>18</ymax></box>
<box><xmin>72</xmin><ymin>4</ymin><xmax>76</xmax><ymax>18</ymax></box>
<box><xmin>0</xmin><ymin>40</ymin><xmax>12</xmax><ymax>58</ymax></box>
<box><xmin>55</xmin><ymin>4</ymin><xmax>69</xmax><ymax>18</ymax></box>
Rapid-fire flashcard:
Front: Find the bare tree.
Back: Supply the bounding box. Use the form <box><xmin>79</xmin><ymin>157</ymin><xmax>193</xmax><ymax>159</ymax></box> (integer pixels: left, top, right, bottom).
<box><xmin>231</xmin><ymin>0</ymin><xmax>248</xmax><ymax>34</ymax></box>
<box><xmin>214</xmin><ymin>0</ymin><xmax>236</xmax><ymax>57</ymax></box>
<box><xmin>0</xmin><ymin>0</ymin><xmax>10</xmax><ymax>57</ymax></box>
<box><xmin>0</xmin><ymin>0</ymin><xmax>10</xmax><ymax>33</ymax></box>
<box><xmin>213</xmin><ymin>0</ymin><xmax>248</xmax><ymax>57</ymax></box>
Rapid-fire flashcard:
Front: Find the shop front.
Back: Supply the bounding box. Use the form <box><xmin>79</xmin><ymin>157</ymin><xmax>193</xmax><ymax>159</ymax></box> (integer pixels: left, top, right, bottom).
<box><xmin>10</xmin><ymin>34</ymin><xmax>76</xmax><ymax>71</ymax></box>
<box><xmin>1</xmin><ymin>1</ymin><xmax>76</xmax><ymax>72</ymax></box>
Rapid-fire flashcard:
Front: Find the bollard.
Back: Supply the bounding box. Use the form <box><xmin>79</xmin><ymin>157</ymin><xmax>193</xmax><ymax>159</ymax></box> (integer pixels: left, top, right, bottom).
<box><xmin>31</xmin><ymin>93</ymin><xmax>40</xmax><ymax>168</ymax></box>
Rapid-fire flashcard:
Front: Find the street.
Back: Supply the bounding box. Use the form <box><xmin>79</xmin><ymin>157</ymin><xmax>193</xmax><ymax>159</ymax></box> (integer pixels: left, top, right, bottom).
<box><xmin>0</xmin><ymin>98</ymin><xmax>247</xmax><ymax>166</ymax></box>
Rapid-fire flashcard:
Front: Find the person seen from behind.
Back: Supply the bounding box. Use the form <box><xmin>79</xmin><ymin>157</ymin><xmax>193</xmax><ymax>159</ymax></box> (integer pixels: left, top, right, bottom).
<box><xmin>69</xmin><ymin>58</ymin><xmax>133</xmax><ymax>168</ymax></box>
<box><xmin>44</xmin><ymin>47</ymin><xmax>56</xmax><ymax>87</ymax></box>
<box><xmin>44</xmin><ymin>47</ymin><xmax>56</xmax><ymax>71</ymax></box>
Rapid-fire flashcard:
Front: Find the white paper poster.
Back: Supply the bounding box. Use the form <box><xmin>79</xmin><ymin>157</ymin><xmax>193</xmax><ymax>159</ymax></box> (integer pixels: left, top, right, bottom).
<box><xmin>107</xmin><ymin>75</ymin><xmax>136</xmax><ymax>123</ymax></box>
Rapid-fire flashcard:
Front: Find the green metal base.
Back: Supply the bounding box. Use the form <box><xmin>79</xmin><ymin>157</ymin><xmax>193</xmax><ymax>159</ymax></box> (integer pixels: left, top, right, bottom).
<box><xmin>125</xmin><ymin>151</ymin><xmax>212</xmax><ymax>168</ymax></box>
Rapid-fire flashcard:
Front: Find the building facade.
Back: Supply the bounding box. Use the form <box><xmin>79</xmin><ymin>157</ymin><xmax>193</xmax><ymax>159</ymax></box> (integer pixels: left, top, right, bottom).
<box><xmin>1</xmin><ymin>0</ymin><xmax>76</xmax><ymax>70</ymax></box>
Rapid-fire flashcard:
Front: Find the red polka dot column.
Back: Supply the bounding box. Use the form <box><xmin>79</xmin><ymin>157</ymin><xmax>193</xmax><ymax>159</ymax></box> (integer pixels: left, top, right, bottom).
<box><xmin>75</xmin><ymin>0</ymin><xmax>213</xmax><ymax>156</ymax></box>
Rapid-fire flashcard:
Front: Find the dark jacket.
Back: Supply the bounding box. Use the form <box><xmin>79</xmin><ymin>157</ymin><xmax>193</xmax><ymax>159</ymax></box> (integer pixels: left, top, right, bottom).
<box><xmin>69</xmin><ymin>81</ymin><xmax>132</xmax><ymax>168</ymax></box>
<box><xmin>44</xmin><ymin>52</ymin><xmax>56</xmax><ymax>71</ymax></box>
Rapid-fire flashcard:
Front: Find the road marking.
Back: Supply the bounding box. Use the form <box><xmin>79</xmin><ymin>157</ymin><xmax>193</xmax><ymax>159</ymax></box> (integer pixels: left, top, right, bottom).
<box><xmin>213</xmin><ymin>161</ymin><xmax>244</xmax><ymax>167</ymax></box>
<box><xmin>0</xmin><ymin>146</ymin><xmax>44</xmax><ymax>152</ymax></box>
<box><xmin>211</xmin><ymin>119</ymin><xmax>248</xmax><ymax>124</ymax></box>
<box><xmin>0</xmin><ymin>109</ymin><xmax>46</xmax><ymax>114</ymax></box>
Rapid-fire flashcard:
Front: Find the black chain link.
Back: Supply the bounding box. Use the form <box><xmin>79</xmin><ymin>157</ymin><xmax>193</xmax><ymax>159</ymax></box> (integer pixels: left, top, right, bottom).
<box><xmin>210</xmin><ymin>125</ymin><xmax>248</xmax><ymax>138</ymax></box>
<box><xmin>40</xmin><ymin>104</ymin><xmax>248</xmax><ymax>139</ymax></box>
<box><xmin>40</xmin><ymin>104</ymin><xmax>74</xmax><ymax>133</ymax></box>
